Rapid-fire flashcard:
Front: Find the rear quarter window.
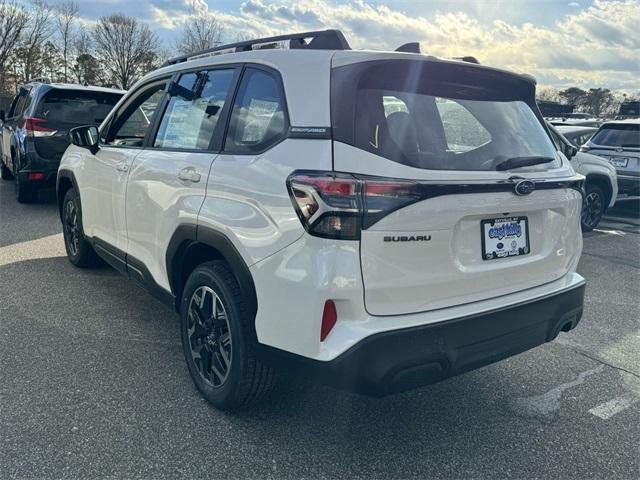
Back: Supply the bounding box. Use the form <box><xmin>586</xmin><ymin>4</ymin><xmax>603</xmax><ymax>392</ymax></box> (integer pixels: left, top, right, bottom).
<box><xmin>224</xmin><ymin>68</ymin><xmax>288</xmax><ymax>154</ymax></box>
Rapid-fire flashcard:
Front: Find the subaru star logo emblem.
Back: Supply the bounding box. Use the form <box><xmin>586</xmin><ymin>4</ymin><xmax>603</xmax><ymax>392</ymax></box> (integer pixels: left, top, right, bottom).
<box><xmin>514</xmin><ymin>180</ymin><xmax>535</xmax><ymax>196</ymax></box>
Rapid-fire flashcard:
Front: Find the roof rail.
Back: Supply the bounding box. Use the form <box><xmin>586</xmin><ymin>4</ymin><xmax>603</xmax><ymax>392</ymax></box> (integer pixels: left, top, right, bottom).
<box><xmin>162</xmin><ymin>29</ymin><xmax>351</xmax><ymax>67</ymax></box>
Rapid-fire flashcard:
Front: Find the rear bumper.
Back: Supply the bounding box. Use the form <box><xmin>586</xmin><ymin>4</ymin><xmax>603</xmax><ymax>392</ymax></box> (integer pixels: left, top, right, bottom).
<box><xmin>18</xmin><ymin>148</ymin><xmax>60</xmax><ymax>187</ymax></box>
<box><xmin>617</xmin><ymin>174</ymin><xmax>640</xmax><ymax>196</ymax></box>
<box><xmin>257</xmin><ymin>281</ymin><xmax>585</xmax><ymax>396</ymax></box>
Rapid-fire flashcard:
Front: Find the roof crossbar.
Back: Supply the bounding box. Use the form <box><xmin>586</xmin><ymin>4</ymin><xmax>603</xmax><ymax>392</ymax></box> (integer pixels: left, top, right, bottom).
<box><xmin>162</xmin><ymin>29</ymin><xmax>351</xmax><ymax>67</ymax></box>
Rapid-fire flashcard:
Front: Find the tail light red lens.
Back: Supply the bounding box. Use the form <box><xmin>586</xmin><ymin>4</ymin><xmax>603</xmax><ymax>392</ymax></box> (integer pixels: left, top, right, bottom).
<box><xmin>320</xmin><ymin>300</ymin><xmax>337</xmax><ymax>341</ymax></box>
<box><xmin>287</xmin><ymin>171</ymin><xmax>421</xmax><ymax>239</ymax></box>
<box><xmin>24</xmin><ymin>117</ymin><xmax>57</xmax><ymax>137</ymax></box>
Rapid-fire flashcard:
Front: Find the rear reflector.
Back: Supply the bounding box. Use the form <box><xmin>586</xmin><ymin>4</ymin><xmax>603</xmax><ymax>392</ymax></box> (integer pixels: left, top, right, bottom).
<box><xmin>27</xmin><ymin>172</ymin><xmax>45</xmax><ymax>181</ymax></box>
<box><xmin>320</xmin><ymin>300</ymin><xmax>337</xmax><ymax>341</ymax></box>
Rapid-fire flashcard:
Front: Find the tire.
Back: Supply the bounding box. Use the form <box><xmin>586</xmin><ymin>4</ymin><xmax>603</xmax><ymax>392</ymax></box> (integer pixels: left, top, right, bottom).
<box><xmin>15</xmin><ymin>176</ymin><xmax>38</xmax><ymax>203</ymax></box>
<box><xmin>62</xmin><ymin>188</ymin><xmax>100</xmax><ymax>267</ymax></box>
<box><xmin>581</xmin><ymin>184</ymin><xmax>605</xmax><ymax>232</ymax></box>
<box><xmin>180</xmin><ymin>261</ymin><xmax>276</xmax><ymax>410</ymax></box>
<box><xmin>0</xmin><ymin>161</ymin><xmax>14</xmax><ymax>180</ymax></box>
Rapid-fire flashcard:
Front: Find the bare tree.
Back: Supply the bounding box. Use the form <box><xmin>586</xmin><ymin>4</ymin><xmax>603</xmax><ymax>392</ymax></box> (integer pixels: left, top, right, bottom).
<box><xmin>176</xmin><ymin>11</ymin><xmax>224</xmax><ymax>55</ymax></box>
<box><xmin>55</xmin><ymin>0</ymin><xmax>78</xmax><ymax>83</ymax></box>
<box><xmin>20</xmin><ymin>0</ymin><xmax>54</xmax><ymax>82</ymax></box>
<box><xmin>93</xmin><ymin>13</ymin><xmax>158</xmax><ymax>89</ymax></box>
<box><xmin>0</xmin><ymin>0</ymin><xmax>28</xmax><ymax>91</ymax></box>
<box><xmin>536</xmin><ymin>87</ymin><xmax>560</xmax><ymax>103</ymax></box>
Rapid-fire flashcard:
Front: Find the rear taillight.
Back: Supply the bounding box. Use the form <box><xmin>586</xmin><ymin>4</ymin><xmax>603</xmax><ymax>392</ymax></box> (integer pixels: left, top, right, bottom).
<box><xmin>24</xmin><ymin>117</ymin><xmax>57</xmax><ymax>137</ymax></box>
<box><xmin>286</xmin><ymin>171</ymin><xmax>421</xmax><ymax>239</ymax></box>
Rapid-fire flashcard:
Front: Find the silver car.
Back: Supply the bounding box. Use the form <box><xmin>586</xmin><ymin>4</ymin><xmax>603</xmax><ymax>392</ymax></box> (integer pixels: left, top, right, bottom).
<box><xmin>582</xmin><ymin>119</ymin><xmax>640</xmax><ymax>197</ymax></box>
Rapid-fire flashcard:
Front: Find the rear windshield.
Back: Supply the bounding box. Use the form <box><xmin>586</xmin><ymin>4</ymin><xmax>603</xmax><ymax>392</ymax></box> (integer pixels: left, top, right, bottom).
<box><xmin>331</xmin><ymin>60</ymin><xmax>559</xmax><ymax>171</ymax></box>
<box><xmin>591</xmin><ymin>124</ymin><xmax>640</xmax><ymax>148</ymax></box>
<box><xmin>36</xmin><ymin>89</ymin><xmax>123</xmax><ymax>126</ymax></box>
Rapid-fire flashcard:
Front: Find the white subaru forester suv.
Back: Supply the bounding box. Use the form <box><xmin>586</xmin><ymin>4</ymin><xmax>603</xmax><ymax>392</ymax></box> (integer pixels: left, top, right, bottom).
<box><xmin>57</xmin><ymin>30</ymin><xmax>586</xmax><ymax>410</ymax></box>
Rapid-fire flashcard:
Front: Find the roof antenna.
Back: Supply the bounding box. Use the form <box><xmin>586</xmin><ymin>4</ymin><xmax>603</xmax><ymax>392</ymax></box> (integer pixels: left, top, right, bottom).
<box><xmin>395</xmin><ymin>42</ymin><xmax>420</xmax><ymax>54</ymax></box>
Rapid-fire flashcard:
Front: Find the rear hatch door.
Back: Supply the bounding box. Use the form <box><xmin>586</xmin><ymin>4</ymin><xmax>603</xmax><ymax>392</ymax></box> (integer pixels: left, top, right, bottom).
<box><xmin>331</xmin><ymin>55</ymin><xmax>583</xmax><ymax>316</ymax></box>
<box><xmin>33</xmin><ymin>88</ymin><xmax>122</xmax><ymax>160</ymax></box>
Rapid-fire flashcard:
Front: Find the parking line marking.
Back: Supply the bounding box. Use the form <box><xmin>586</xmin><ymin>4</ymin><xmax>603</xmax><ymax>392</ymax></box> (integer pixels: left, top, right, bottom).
<box><xmin>588</xmin><ymin>393</ymin><xmax>640</xmax><ymax>420</ymax></box>
<box><xmin>593</xmin><ymin>228</ymin><xmax>625</xmax><ymax>236</ymax></box>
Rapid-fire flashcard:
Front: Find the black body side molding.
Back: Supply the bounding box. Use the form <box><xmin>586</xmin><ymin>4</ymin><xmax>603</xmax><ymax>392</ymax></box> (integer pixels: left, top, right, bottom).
<box><xmin>92</xmin><ymin>237</ymin><xmax>176</xmax><ymax>308</ymax></box>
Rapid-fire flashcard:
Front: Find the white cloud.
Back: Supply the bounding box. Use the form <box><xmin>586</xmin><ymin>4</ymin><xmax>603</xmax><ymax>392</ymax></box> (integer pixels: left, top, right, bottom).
<box><xmin>144</xmin><ymin>0</ymin><xmax>640</xmax><ymax>90</ymax></box>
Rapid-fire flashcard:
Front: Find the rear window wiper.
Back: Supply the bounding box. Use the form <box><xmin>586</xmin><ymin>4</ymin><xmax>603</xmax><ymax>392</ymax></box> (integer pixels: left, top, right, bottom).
<box><xmin>494</xmin><ymin>156</ymin><xmax>555</xmax><ymax>171</ymax></box>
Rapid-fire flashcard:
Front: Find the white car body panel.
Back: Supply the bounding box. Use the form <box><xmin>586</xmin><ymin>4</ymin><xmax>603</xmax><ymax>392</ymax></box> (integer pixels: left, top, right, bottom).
<box><xmin>250</xmin><ymin>230</ymin><xmax>584</xmax><ymax>360</ymax></box>
<box><xmin>79</xmin><ymin>145</ymin><xmax>139</xmax><ymax>251</ymax></box>
<box><xmin>125</xmin><ymin>149</ymin><xmax>216</xmax><ymax>291</ymax></box>
<box><xmin>361</xmin><ymin>188</ymin><xmax>582</xmax><ymax>316</ymax></box>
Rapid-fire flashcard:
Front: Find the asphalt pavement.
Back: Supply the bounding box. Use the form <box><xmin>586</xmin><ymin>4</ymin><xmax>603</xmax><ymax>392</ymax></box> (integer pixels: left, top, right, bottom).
<box><xmin>1</xmin><ymin>183</ymin><xmax>638</xmax><ymax>479</ymax></box>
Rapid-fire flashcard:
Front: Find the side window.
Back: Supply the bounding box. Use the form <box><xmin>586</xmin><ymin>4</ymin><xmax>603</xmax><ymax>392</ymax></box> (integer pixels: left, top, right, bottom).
<box><xmin>103</xmin><ymin>80</ymin><xmax>168</xmax><ymax>147</ymax></box>
<box><xmin>436</xmin><ymin>98</ymin><xmax>491</xmax><ymax>153</ymax></box>
<box><xmin>225</xmin><ymin>68</ymin><xmax>287</xmax><ymax>154</ymax></box>
<box><xmin>154</xmin><ymin>68</ymin><xmax>234</xmax><ymax>150</ymax></box>
<box><xmin>10</xmin><ymin>89</ymin><xmax>29</xmax><ymax>118</ymax></box>
<box><xmin>7</xmin><ymin>94</ymin><xmax>20</xmax><ymax>117</ymax></box>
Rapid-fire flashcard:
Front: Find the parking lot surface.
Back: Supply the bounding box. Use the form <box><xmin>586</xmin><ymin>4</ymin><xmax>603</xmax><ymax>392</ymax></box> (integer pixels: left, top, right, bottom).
<box><xmin>1</xmin><ymin>183</ymin><xmax>638</xmax><ymax>479</ymax></box>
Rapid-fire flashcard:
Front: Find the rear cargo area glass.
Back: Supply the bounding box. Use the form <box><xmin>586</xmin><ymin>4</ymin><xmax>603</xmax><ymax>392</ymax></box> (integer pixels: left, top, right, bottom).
<box><xmin>36</xmin><ymin>89</ymin><xmax>121</xmax><ymax>126</ymax></box>
<box><xmin>331</xmin><ymin>60</ymin><xmax>559</xmax><ymax>171</ymax></box>
<box><xmin>591</xmin><ymin>124</ymin><xmax>640</xmax><ymax>148</ymax></box>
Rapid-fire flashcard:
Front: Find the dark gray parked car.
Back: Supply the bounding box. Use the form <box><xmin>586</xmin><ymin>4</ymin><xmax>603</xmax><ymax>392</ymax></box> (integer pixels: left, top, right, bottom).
<box><xmin>0</xmin><ymin>81</ymin><xmax>124</xmax><ymax>202</ymax></box>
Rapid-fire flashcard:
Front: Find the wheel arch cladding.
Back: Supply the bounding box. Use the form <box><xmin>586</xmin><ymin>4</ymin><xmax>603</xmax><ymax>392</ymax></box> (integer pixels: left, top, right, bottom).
<box><xmin>56</xmin><ymin>170</ymin><xmax>78</xmax><ymax>222</ymax></box>
<box><xmin>585</xmin><ymin>173</ymin><xmax>613</xmax><ymax>209</ymax></box>
<box><xmin>166</xmin><ymin>225</ymin><xmax>258</xmax><ymax>335</ymax></box>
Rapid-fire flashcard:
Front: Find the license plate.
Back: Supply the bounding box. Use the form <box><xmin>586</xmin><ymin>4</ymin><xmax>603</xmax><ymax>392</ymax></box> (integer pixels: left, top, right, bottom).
<box><xmin>607</xmin><ymin>156</ymin><xmax>629</xmax><ymax>168</ymax></box>
<box><xmin>481</xmin><ymin>217</ymin><xmax>530</xmax><ymax>261</ymax></box>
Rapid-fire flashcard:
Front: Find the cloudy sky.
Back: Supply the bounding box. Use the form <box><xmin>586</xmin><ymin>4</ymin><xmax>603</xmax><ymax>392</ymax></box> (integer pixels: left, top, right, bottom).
<box><xmin>67</xmin><ymin>0</ymin><xmax>640</xmax><ymax>90</ymax></box>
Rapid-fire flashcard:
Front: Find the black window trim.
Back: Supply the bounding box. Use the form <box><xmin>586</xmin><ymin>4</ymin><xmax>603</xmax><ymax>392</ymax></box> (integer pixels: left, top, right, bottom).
<box><xmin>99</xmin><ymin>76</ymin><xmax>172</xmax><ymax>151</ymax></box>
<box><xmin>221</xmin><ymin>63</ymin><xmax>291</xmax><ymax>156</ymax></box>
<box><xmin>144</xmin><ymin>63</ymin><xmax>243</xmax><ymax>154</ymax></box>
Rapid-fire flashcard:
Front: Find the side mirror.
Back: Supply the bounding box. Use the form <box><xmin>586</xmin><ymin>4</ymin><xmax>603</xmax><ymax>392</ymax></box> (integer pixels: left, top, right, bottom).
<box><xmin>70</xmin><ymin>125</ymin><xmax>99</xmax><ymax>154</ymax></box>
<box><xmin>564</xmin><ymin>144</ymin><xmax>578</xmax><ymax>159</ymax></box>
<box><xmin>0</xmin><ymin>110</ymin><xmax>5</xmax><ymax>122</ymax></box>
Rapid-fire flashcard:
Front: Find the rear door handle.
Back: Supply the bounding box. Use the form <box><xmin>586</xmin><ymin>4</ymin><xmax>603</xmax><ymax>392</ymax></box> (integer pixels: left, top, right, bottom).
<box><xmin>116</xmin><ymin>162</ymin><xmax>129</xmax><ymax>172</ymax></box>
<box><xmin>177</xmin><ymin>167</ymin><xmax>201</xmax><ymax>183</ymax></box>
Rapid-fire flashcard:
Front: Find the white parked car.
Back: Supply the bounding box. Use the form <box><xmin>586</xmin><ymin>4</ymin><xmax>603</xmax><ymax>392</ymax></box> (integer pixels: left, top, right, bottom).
<box><xmin>551</xmin><ymin>124</ymin><xmax>618</xmax><ymax>231</ymax></box>
<box><xmin>57</xmin><ymin>30</ymin><xmax>586</xmax><ymax>410</ymax></box>
<box><xmin>581</xmin><ymin>119</ymin><xmax>640</xmax><ymax>197</ymax></box>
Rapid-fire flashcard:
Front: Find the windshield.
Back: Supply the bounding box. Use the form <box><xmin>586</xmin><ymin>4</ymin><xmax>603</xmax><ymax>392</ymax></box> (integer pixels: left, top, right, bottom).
<box><xmin>591</xmin><ymin>123</ymin><xmax>640</xmax><ymax>148</ymax></box>
<box><xmin>332</xmin><ymin>59</ymin><xmax>559</xmax><ymax>172</ymax></box>
<box><xmin>36</xmin><ymin>89</ymin><xmax>122</xmax><ymax>126</ymax></box>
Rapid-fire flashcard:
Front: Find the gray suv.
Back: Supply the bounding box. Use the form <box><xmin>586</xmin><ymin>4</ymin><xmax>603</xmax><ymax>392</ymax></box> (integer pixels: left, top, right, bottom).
<box><xmin>0</xmin><ymin>81</ymin><xmax>123</xmax><ymax>202</ymax></box>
